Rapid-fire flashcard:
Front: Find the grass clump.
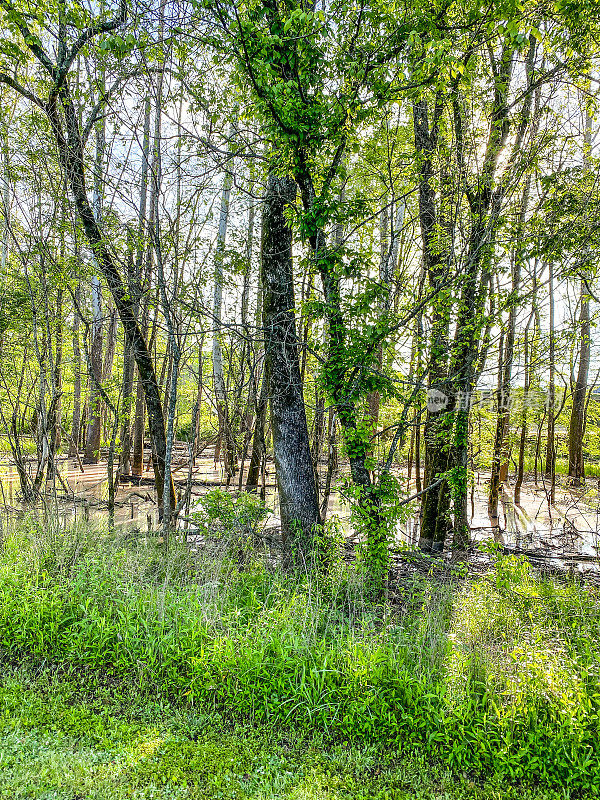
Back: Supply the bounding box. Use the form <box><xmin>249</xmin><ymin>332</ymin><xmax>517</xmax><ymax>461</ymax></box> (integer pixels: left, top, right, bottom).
<box><xmin>0</xmin><ymin>664</ymin><xmax>583</xmax><ymax>800</ymax></box>
<box><xmin>0</xmin><ymin>515</ymin><xmax>599</xmax><ymax>794</ymax></box>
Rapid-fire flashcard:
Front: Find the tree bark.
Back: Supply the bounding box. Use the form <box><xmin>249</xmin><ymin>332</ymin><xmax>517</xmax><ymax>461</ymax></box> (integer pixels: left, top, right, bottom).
<box><xmin>515</xmin><ymin>312</ymin><xmax>534</xmax><ymax>505</ymax></box>
<box><xmin>246</xmin><ymin>367</ymin><xmax>267</xmax><ymax>491</ymax></box>
<box><xmin>0</xmin><ymin>118</ymin><xmax>9</xmax><ymax>271</ymax></box>
<box><xmin>46</xmin><ymin>82</ymin><xmax>170</xmax><ymax>511</ymax></box>
<box><xmin>84</xmin><ymin>113</ymin><xmax>106</xmax><ymax>464</ymax></box>
<box><xmin>569</xmin><ymin>281</ymin><xmax>590</xmax><ymax>485</ymax></box>
<box><xmin>320</xmin><ymin>407</ymin><xmax>337</xmax><ymax>520</ymax></box>
<box><xmin>84</xmin><ymin>276</ymin><xmax>103</xmax><ymax>463</ymax></box>
<box><xmin>212</xmin><ymin>120</ymin><xmax>237</xmax><ymax>479</ymax></box>
<box><xmin>261</xmin><ymin>172</ymin><xmax>321</xmax><ymax>556</ymax></box>
<box><xmin>131</xmin><ymin>95</ymin><xmax>152</xmax><ymax>480</ymax></box>
<box><xmin>489</xmin><ymin>178</ymin><xmax>530</xmax><ymax>515</ymax></box>
<box><xmin>412</xmin><ymin>98</ymin><xmax>453</xmax><ymax>553</ymax></box>
<box><xmin>47</xmin><ymin>287</ymin><xmax>63</xmax><ymax>478</ymax></box>
<box><xmin>545</xmin><ymin>260</ymin><xmax>556</xmax><ymax>481</ymax></box>
<box><xmin>69</xmin><ymin>282</ymin><xmax>82</xmax><ymax>457</ymax></box>
<box><xmin>568</xmin><ymin>112</ymin><xmax>593</xmax><ymax>487</ymax></box>
<box><xmin>119</xmin><ymin>234</ymin><xmax>136</xmax><ymax>475</ymax></box>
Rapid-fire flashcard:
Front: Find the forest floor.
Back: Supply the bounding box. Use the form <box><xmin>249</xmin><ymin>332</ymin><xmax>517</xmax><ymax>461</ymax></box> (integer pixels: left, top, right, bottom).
<box><xmin>0</xmin><ymin>663</ymin><xmax>570</xmax><ymax>800</ymax></box>
<box><xmin>1</xmin><ymin>515</ymin><xmax>599</xmax><ymax>797</ymax></box>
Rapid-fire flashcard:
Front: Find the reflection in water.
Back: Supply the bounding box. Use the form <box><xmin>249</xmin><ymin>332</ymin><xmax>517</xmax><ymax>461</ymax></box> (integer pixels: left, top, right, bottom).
<box><xmin>1</xmin><ymin>455</ymin><xmax>599</xmax><ymax>568</ymax></box>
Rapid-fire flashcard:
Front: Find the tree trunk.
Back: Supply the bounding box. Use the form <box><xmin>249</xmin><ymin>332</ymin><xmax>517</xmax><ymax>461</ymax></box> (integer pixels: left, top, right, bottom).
<box><xmin>131</xmin><ymin>375</ymin><xmax>146</xmax><ymax>477</ymax></box>
<box><xmin>119</xmin><ymin>234</ymin><xmax>136</xmax><ymax>475</ymax></box>
<box><xmin>261</xmin><ymin>172</ymin><xmax>321</xmax><ymax>556</ymax></box>
<box><xmin>246</xmin><ymin>368</ymin><xmax>267</xmax><ymax>491</ymax></box>
<box><xmin>295</xmin><ymin>168</ymin><xmax>388</xmax><ymax>589</ymax></box>
<box><xmin>69</xmin><ymin>282</ymin><xmax>82</xmax><ymax>457</ymax></box>
<box><xmin>515</xmin><ymin>313</ymin><xmax>534</xmax><ymax>505</ymax></box>
<box><xmin>130</xmin><ymin>95</ymin><xmax>152</xmax><ymax>480</ymax></box>
<box><xmin>101</xmin><ymin>306</ymin><xmax>117</xmax><ymax>439</ymax></box>
<box><xmin>545</xmin><ymin>261</ymin><xmax>556</xmax><ymax>480</ymax></box>
<box><xmin>152</xmin><ymin>51</ymin><xmax>179</xmax><ymax>526</ymax></box>
<box><xmin>320</xmin><ymin>407</ymin><xmax>337</xmax><ymax>520</ymax></box>
<box><xmin>0</xmin><ymin>119</ymin><xmax>9</xmax><ymax>271</ymax></box>
<box><xmin>239</xmin><ymin>189</ymin><xmax>258</xmax><ymax>471</ymax></box>
<box><xmin>47</xmin><ymin>287</ymin><xmax>63</xmax><ymax>478</ymax></box>
<box><xmin>412</xmin><ymin>99</ymin><xmax>453</xmax><ymax>553</ymax></box>
<box><xmin>568</xmin><ymin>281</ymin><xmax>590</xmax><ymax>485</ymax></box>
<box><xmin>313</xmin><ymin>391</ymin><xmax>325</xmax><ymax>484</ymax></box>
<box><xmin>212</xmin><ymin>121</ymin><xmax>237</xmax><ymax>479</ymax></box>
<box><xmin>367</xmin><ymin>198</ymin><xmax>405</xmax><ymax>444</ymax></box>
<box><xmin>568</xmin><ymin>112</ymin><xmax>593</xmax><ymax>487</ymax></box>
<box><xmin>84</xmin><ymin>276</ymin><xmax>103</xmax><ymax>463</ymax></box>
<box><xmin>193</xmin><ymin>340</ymin><xmax>204</xmax><ymax>463</ymax></box>
<box><xmin>84</xmin><ymin>109</ymin><xmax>106</xmax><ymax>464</ymax></box>
<box><xmin>46</xmin><ymin>82</ymin><xmax>171</xmax><ymax>511</ymax></box>
<box><xmin>489</xmin><ymin>178</ymin><xmax>529</xmax><ymax>515</ymax></box>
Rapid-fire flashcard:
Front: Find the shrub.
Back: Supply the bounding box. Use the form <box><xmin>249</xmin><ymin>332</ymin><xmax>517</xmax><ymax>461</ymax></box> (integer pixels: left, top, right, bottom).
<box><xmin>191</xmin><ymin>489</ymin><xmax>269</xmax><ymax>539</ymax></box>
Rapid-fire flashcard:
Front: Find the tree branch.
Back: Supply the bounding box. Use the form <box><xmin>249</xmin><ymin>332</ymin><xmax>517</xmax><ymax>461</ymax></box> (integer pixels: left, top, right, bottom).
<box><xmin>57</xmin><ymin>0</ymin><xmax>128</xmax><ymax>87</ymax></box>
<box><xmin>0</xmin><ymin>0</ymin><xmax>56</xmax><ymax>78</ymax></box>
<box><xmin>81</xmin><ymin>67</ymin><xmax>162</xmax><ymax>144</ymax></box>
<box><xmin>0</xmin><ymin>71</ymin><xmax>45</xmax><ymax>108</ymax></box>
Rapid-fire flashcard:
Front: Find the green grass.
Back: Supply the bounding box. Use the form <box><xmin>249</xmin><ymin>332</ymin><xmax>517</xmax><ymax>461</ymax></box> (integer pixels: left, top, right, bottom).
<box><xmin>516</xmin><ymin>455</ymin><xmax>600</xmax><ymax>478</ymax></box>
<box><xmin>1</xmin><ymin>516</ymin><xmax>599</xmax><ymax>795</ymax></box>
<box><xmin>0</xmin><ymin>434</ymin><xmax>37</xmax><ymax>459</ymax></box>
<box><xmin>473</xmin><ymin>453</ymin><xmax>600</xmax><ymax>479</ymax></box>
<box><xmin>0</xmin><ymin>664</ymin><xmax>580</xmax><ymax>800</ymax></box>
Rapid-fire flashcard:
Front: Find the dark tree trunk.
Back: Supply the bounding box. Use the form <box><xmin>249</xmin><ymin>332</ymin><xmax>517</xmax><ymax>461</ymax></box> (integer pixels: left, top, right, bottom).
<box><xmin>489</xmin><ymin>178</ymin><xmax>529</xmax><ymax>515</ymax></box>
<box><xmin>101</xmin><ymin>306</ymin><xmax>117</xmax><ymax>439</ymax></box>
<box><xmin>212</xmin><ymin>122</ymin><xmax>237</xmax><ymax>480</ymax></box>
<box><xmin>568</xmin><ymin>111</ymin><xmax>593</xmax><ymax>488</ymax></box>
<box><xmin>119</xmin><ymin>236</ymin><xmax>136</xmax><ymax>476</ymax></box>
<box><xmin>246</xmin><ymin>368</ymin><xmax>267</xmax><ymax>491</ymax></box>
<box><xmin>193</xmin><ymin>341</ymin><xmax>204</xmax><ymax>463</ymax></box>
<box><xmin>448</xmin><ymin>215</ymin><xmax>496</xmax><ymax>549</ymax></box>
<box><xmin>568</xmin><ymin>282</ymin><xmax>590</xmax><ymax>486</ymax></box>
<box><xmin>46</xmin><ymin>89</ymin><xmax>171</xmax><ymax>511</ymax></box>
<box><xmin>84</xmin><ymin>276</ymin><xmax>103</xmax><ymax>463</ymax></box>
<box><xmin>295</xmin><ymin>167</ymin><xmax>388</xmax><ymax>589</ymax></box>
<box><xmin>414</xmin><ymin>417</ymin><xmax>422</xmax><ymax>494</ymax></box>
<box><xmin>312</xmin><ymin>392</ymin><xmax>325</xmax><ymax>483</ymax></box>
<box><xmin>120</xmin><ymin>331</ymin><xmax>135</xmax><ymax>476</ymax></box>
<box><xmin>545</xmin><ymin>261</ymin><xmax>556</xmax><ymax>480</ymax></box>
<box><xmin>84</xmin><ymin>109</ymin><xmax>106</xmax><ymax>464</ymax></box>
<box><xmin>131</xmin><ymin>375</ymin><xmax>146</xmax><ymax>477</ymax></box>
<box><xmin>515</xmin><ymin>314</ymin><xmax>533</xmax><ymax>506</ymax></box>
<box><xmin>48</xmin><ymin>287</ymin><xmax>63</xmax><ymax>473</ymax></box>
<box><xmin>320</xmin><ymin>407</ymin><xmax>337</xmax><ymax>520</ymax></box>
<box><xmin>412</xmin><ymin>98</ymin><xmax>452</xmax><ymax>553</ymax></box>
<box><xmin>69</xmin><ymin>284</ymin><xmax>82</xmax><ymax>457</ymax></box>
<box><xmin>261</xmin><ymin>172</ymin><xmax>321</xmax><ymax>557</ymax></box>
<box><xmin>489</xmin><ymin>326</ymin><xmax>507</xmax><ymax>517</ymax></box>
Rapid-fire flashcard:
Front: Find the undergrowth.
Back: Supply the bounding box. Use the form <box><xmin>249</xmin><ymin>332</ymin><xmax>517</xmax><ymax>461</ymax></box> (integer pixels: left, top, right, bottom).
<box><xmin>0</xmin><ymin>515</ymin><xmax>599</xmax><ymax>794</ymax></box>
<box><xmin>0</xmin><ymin>663</ymin><xmax>577</xmax><ymax>800</ymax></box>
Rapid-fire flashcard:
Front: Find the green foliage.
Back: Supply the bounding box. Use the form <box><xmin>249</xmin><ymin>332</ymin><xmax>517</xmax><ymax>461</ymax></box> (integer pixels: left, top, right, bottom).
<box><xmin>191</xmin><ymin>489</ymin><xmax>270</xmax><ymax>540</ymax></box>
<box><xmin>0</xmin><ymin>664</ymin><xmax>579</xmax><ymax>800</ymax></box>
<box><xmin>536</xmin><ymin>162</ymin><xmax>600</xmax><ymax>279</ymax></box>
<box><xmin>1</xmin><ymin>521</ymin><xmax>600</xmax><ymax>792</ymax></box>
<box><xmin>305</xmin><ymin>515</ymin><xmax>345</xmax><ymax>579</ymax></box>
<box><xmin>0</xmin><ymin>279</ymin><xmax>30</xmax><ymax>335</ymax></box>
<box><xmin>348</xmin><ymin>473</ymin><xmax>411</xmax><ymax>597</ymax></box>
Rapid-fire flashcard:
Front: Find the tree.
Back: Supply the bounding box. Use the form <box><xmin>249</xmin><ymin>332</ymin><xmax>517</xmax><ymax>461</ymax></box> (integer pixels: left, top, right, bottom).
<box><xmin>0</xmin><ymin>0</ymin><xmax>174</xmax><ymax>511</ymax></box>
<box><xmin>260</xmin><ymin>170</ymin><xmax>321</xmax><ymax>555</ymax></box>
<box><xmin>568</xmin><ymin>111</ymin><xmax>594</xmax><ymax>486</ymax></box>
